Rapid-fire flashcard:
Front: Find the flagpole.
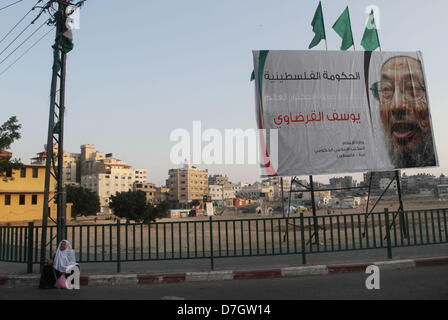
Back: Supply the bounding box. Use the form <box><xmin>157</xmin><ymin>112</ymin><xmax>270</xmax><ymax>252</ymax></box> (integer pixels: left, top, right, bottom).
<box><xmin>322</xmin><ymin>1</ymin><xmax>328</xmax><ymax>51</ymax></box>
<box><xmin>349</xmin><ymin>6</ymin><xmax>355</xmax><ymax>51</ymax></box>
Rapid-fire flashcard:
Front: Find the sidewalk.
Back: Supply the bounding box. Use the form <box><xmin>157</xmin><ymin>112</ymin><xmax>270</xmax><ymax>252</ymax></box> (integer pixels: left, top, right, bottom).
<box><xmin>1</xmin><ymin>243</ymin><xmax>447</xmax><ymax>287</ymax></box>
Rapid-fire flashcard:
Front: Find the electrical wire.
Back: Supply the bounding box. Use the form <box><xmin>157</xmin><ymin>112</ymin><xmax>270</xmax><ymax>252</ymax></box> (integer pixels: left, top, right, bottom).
<box><xmin>0</xmin><ymin>0</ymin><xmax>23</xmax><ymax>12</ymax></box>
<box><xmin>0</xmin><ymin>0</ymin><xmax>85</xmax><ymax>76</ymax></box>
<box><xmin>0</xmin><ymin>9</ymin><xmax>33</xmax><ymax>46</ymax></box>
<box><xmin>0</xmin><ymin>26</ymin><xmax>54</xmax><ymax>76</ymax></box>
<box><xmin>0</xmin><ymin>19</ymin><xmax>49</xmax><ymax>66</ymax></box>
<box><xmin>0</xmin><ymin>1</ymin><xmax>44</xmax><ymax>48</ymax></box>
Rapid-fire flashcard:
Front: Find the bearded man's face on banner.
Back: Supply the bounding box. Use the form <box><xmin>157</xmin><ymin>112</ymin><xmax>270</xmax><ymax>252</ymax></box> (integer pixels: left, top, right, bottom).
<box><xmin>376</xmin><ymin>56</ymin><xmax>430</xmax><ymax>154</ymax></box>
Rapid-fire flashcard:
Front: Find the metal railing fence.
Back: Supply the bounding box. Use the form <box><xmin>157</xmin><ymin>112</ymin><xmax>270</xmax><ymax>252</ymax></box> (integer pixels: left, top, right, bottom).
<box><xmin>0</xmin><ymin>208</ymin><xmax>447</xmax><ymax>273</ymax></box>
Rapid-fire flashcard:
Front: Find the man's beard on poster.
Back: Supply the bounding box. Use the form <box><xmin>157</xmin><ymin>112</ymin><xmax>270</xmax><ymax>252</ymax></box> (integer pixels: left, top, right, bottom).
<box><xmin>384</xmin><ymin>130</ymin><xmax>435</xmax><ymax>168</ymax></box>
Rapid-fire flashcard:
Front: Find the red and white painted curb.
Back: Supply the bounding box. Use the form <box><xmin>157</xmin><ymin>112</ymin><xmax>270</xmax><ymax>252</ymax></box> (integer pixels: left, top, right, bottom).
<box><xmin>1</xmin><ymin>256</ymin><xmax>447</xmax><ymax>287</ymax></box>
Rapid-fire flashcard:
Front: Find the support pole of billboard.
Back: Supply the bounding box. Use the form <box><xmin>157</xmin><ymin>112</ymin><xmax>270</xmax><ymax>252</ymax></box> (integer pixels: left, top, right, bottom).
<box><xmin>365</xmin><ymin>172</ymin><xmax>373</xmax><ymax>216</ymax></box>
<box><xmin>363</xmin><ymin>174</ymin><xmax>395</xmax><ymax>236</ymax></box>
<box><xmin>394</xmin><ymin>170</ymin><xmax>408</xmax><ymax>239</ymax></box>
<box><xmin>287</xmin><ymin>177</ymin><xmax>295</xmax><ymax>218</ymax></box>
<box><xmin>309</xmin><ymin>175</ymin><xmax>319</xmax><ymax>244</ymax></box>
<box><xmin>281</xmin><ymin>177</ymin><xmax>285</xmax><ymax>218</ymax></box>
<box><xmin>283</xmin><ymin>176</ymin><xmax>295</xmax><ymax>242</ymax></box>
<box><xmin>362</xmin><ymin>172</ymin><xmax>374</xmax><ymax>237</ymax></box>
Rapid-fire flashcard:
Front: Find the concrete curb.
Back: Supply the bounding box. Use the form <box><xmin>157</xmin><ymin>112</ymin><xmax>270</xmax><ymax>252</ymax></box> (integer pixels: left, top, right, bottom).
<box><xmin>281</xmin><ymin>265</ymin><xmax>328</xmax><ymax>277</ymax></box>
<box><xmin>1</xmin><ymin>256</ymin><xmax>447</xmax><ymax>287</ymax></box>
<box><xmin>374</xmin><ymin>259</ymin><xmax>416</xmax><ymax>270</ymax></box>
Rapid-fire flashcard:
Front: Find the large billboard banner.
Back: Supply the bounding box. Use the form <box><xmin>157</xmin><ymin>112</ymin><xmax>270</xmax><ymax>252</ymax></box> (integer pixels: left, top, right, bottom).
<box><xmin>253</xmin><ymin>50</ymin><xmax>438</xmax><ymax>177</ymax></box>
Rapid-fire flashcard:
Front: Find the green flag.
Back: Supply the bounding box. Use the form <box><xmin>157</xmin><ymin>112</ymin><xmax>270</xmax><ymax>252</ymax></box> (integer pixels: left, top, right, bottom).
<box><xmin>332</xmin><ymin>6</ymin><xmax>354</xmax><ymax>51</ymax></box>
<box><xmin>250</xmin><ymin>70</ymin><xmax>255</xmax><ymax>82</ymax></box>
<box><xmin>52</xmin><ymin>35</ymin><xmax>74</xmax><ymax>72</ymax></box>
<box><xmin>308</xmin><ymin>1</ymin><xmax>326</xmax><ymax>49</ymax></box>
<box><xmin>52</xmin><ymin>11</ymin><xmax>74</xmax><ymax>72</ymax></box>
<box><xmin>361</xmin><ymin>10</ymin><xmax>380</xmax><ymax>51</ymax></box>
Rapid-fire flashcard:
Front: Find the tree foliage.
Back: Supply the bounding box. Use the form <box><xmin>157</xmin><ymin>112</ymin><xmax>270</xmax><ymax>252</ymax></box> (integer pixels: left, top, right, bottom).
<box><xmin>0</xmin><ymin>116</ymin><xmax>23</xmax><ymax>180</ymax></box>
<box><xmin>66</xmin><ymin>185</ymin><xmax>100</xmax><ymax>218</ymax></box>
<box><xmin>109</xmin><ymin>190</ymin><xmax>168</xmax><ymax>223</ymax></box>
<box><xmin>0</xmin><ymin>116</ymin><xmax>21</xmax><ymax>149</ymax></box>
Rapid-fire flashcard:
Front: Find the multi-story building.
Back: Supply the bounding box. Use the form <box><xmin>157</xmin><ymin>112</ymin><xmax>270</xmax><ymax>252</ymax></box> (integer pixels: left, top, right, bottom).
<box><xmin>134</xmin><ymin>182</ymin><xmax>156</xmax><ymax>203</ymax></box>
<box><xmin>237</xmin><ymin>183</ymin><xmax>274</xmax><ymax>201</ymax></box>
<box><xmin>223</xmin><ymin>183</ymin><xmax>236</xmax><ymax>200</ymax></box>
<box><xmin>437</xmin><ymin>174</ymin><xmax>448</xmax><ymax>185</ymax></box>
<box><xmin>300</xmin><ymin>190</ymin><xmax>332</xmax><ymax>206</ymax></box>
<box><xmin>329</xmin><ymin>176</ymin><xmax>355</xmax><ymax>190</ymax></box>
<box><xmin>379</xmin><ymin>178</ymin><xmax>398</xmax><ymax>191</ymax></box>
<box><xmin>262</xmin><ymin>177</ymin><xmax>291</xmax><ymax>200</ymax></box>
<box><xmin>166</xmin><ymin>163</ymin><xmax>208</xmax><ymax>206</ymax></box>
<box><xmin>406</xmin><ymin>173</ymin><xmax>436</xmax><ymax>193</ymax></box>
<box><xmin>363</xmin><ymin>171</ymin><xmax>396</xmax><ymax>190</ymax></box>
<box><xmin>31</xmin><ymin>145</ymin><xmax>81</xmax><ymax>186</ymax></box>
<box><xmin>0</xmin><ymin>163</ymin><xmax>72</xmax><ymax>222</ymax></box>
<box><xmin>134</xmin><ymin>169</ymin><xmax>148</xmax><ymax>184</ymax></box>
<box><xmin>208</xmin><ymin>184</ymin><xmax>223</xmax><ymax>201</ymax></box>
<box><xmin>81</xmin><ymin>155</ymin><xmax>136</xmax><ymax>214</ymax></box>
<box><xmin>208</xmin><ymin>174</ymin><xmax>229</xmax><ymax>186</ymax></box>
<box><xmin>30</xmin><ymin>144</ymin><xmax>150</xmax><ymax>215</ymax></box>
<box><xmin>154</xmin><ymin>187</ymin><xmax>170</xmax><ymax>204</ymax></box>
<box><xmin>436</xmin><ymin>184</ymin><xmax>448</xmax><ymax>198</ymax></box>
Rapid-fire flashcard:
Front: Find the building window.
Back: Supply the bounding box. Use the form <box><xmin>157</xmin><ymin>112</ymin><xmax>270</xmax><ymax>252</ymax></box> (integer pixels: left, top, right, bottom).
<box><xmin>20</xmin><ymin>168</ymin><xmax>26</xmax><ymax>178</ymax></box>
<box><xmin>32</xmin><ymin>195</ymin><xmax>38</xmax><ymax>205</ymax></box>
<box><xmin>32</xmin><ymin>168</ymin><xmax>38</xmax><ymax>178</ymax></box>
<box><xmin>19</xmin><ymin>195</ymin><xmax>25</xmax><ymax>205</ymax></box>
<box><xmin>5</xmin><ymin>195</ymin><xmax>11</xmax><ymax>206</ymax></box>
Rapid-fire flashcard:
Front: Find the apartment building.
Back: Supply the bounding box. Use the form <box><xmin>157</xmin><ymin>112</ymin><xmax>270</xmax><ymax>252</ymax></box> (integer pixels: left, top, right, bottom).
<box><xmin>31</xmin><ymin>145</ymin><xmax>81</xmax><ymax>185</ymax></box>
<box><xmin>134</xmin><ymin>169</ymin><xmax>148</xmax><ymax>184</ymax></box>
<box><xmin>208</xmin><ymin>184</ymin><xmax>223</xmax><ymax>201</ymax></box>
<box><xmin>262</xmin><ymin>177</ymin><xmax>291</xmax><ymax>200</ymax></box>
<box><xmin>81</xmin><ymin>156</ymin><xmax>136</xmax><ymax>214</ymax></box>
<box><xmin>134</xmin><ymin>182</ymin><xmax>156</xmax><ymax>203</ymax></box>
<box><xmin>154</xmin><ymin>187</ymin><xmax>170</xmax><ymax>204</ymax></box>
<box><xmin>208</xmin><ymin>174</ymin><xmax>229</xmax><ymax>186</ymax></box>
<box><xmin>29</xmin><ymin>144</ymin><xmax>151</xmax><ymax>215</ymax></box>
<box><xmin>166</xmin><ymin>164</ymin><xmax>208</xmax><ymax>206</ymax></box>
<box><xmin>363</xmin><ymin>171</ymin><xmax>396</xmax><ymax>190</ymax></box>
<box><xmin>237</xmin><ymin>182</ymin><xmax>274</xmax><ymax>201</ymax></box>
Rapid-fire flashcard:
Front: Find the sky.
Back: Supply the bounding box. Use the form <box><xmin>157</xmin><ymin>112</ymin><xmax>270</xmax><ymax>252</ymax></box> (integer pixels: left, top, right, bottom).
<box><xmin>1</xmin><ymin>0</ymin><xmax>447</xmax><ymax>186</ymax></box>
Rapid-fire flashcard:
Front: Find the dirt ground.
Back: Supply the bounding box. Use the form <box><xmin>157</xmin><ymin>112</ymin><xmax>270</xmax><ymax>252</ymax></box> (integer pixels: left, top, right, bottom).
<box><xmin>2</xmin><ymin>196</ymin><xmax>448</xmax><ymax>226</ymax></box>
<box><xmin>2</xmin><ymin>197</ymin><xmax>445</xmax><ymax>260</ymax></box>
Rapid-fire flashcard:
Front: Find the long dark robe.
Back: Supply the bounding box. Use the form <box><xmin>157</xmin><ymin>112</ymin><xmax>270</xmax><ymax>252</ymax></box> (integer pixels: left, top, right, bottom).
<box><xmin>39</xmin><ymin>265</ymin><xmax>61</xmax><ymax>289</ymax></box>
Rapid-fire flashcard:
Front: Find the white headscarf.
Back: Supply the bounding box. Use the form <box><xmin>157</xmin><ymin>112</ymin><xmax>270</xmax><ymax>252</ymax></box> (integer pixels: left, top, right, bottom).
<box><xmin>53</xmin><ymin>240</ymin><xmax>77</xmax><ymax>273</ymax></box>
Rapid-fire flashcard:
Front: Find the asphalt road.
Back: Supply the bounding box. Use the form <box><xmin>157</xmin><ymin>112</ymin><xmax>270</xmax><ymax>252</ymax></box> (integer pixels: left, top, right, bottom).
<box><xmin>0</xmin><ymin>265</ymin><xmax>447</xmax><ymax>300</ymax></box>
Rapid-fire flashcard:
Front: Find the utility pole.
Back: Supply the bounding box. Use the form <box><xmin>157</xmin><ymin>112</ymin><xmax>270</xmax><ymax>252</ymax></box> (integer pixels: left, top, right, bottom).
<box><xmin>40</xmin><ymin>0</ymin><xmax>80</xmax><ymax>269</ymax></box>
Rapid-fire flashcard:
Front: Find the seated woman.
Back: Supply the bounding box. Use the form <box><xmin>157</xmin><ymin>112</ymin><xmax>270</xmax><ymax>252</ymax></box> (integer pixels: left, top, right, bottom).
<box><xmin>39</xmin><ymin>240</ymin><xmax>79</xmax><ymax>289</ymax></box>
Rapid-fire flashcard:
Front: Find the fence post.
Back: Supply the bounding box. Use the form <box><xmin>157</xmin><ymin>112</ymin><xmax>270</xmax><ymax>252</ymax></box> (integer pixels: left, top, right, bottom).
<box><xmin>300</xmin><ymin>212</ymin><xmax>307</xmax><ymax>265</ymax></box>
<box><xmin>27</xmin><ymin>222</ymin><xmax>34</xmax><ymax>274</ymax></box>
<box><xmin>0</xmin><ymin>226</ymin><xmax>2</xmax><ymax>260</ymax></box>
<box><xmin>209</xmin><ymin>216</ymin><xmax>214</xmax><ymax>270</ymax></box>
<box><xmin>384</xmin><ymin>208</ymin><xmax>393</xmax><ymax>259</ymax></box>
<box><xmin>117</xmin><ymin>219</ymin><xmax>121</xmax><ymax>273</ymax></box>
